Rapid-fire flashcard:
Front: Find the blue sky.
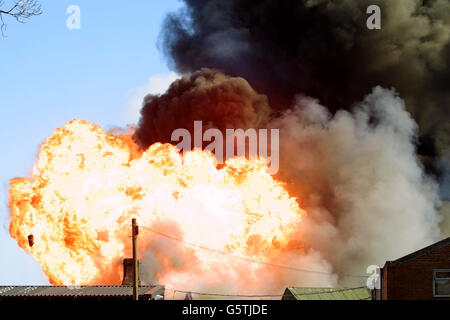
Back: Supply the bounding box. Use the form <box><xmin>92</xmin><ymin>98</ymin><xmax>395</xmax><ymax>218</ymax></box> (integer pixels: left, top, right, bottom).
<box><xmin>0</xmin><ymin>0</ymin><xmax>182</xmax><ymax>284</ymax></box>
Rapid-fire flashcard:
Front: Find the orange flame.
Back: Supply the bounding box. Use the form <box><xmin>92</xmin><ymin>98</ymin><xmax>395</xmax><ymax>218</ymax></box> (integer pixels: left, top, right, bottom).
<box><xmin>8</xmin><ymin>119</ymin><xmax>306</xmax><ymax>289</ymax></box>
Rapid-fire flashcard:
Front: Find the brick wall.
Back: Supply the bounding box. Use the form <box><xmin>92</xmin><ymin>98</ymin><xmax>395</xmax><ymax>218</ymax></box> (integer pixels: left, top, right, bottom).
<box><xmin>382</xmin><ymin>244</ymin><xmax>450</xmax><ymax>300</ymax></box>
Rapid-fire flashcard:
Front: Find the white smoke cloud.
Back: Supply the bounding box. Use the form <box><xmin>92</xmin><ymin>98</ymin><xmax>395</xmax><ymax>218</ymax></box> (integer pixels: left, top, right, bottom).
<box><xmin>125</xmin><ymin>72</ymin><xmax>180</xmax><ymax>123</ymax></box>
<box><xmin>272</xmin><ymin>87</ymin><xmax>443</xmax><ymax>285</ymax></box>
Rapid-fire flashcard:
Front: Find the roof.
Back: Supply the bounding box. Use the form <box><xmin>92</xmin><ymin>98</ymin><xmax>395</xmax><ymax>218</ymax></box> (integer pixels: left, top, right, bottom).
<box><xmin>0</xmin><ymin>285</ymin><xmax>164</xmax><ymax>299</ymax></box>
<box><xmin>282</xmin><ymin>287</ymin><xmax>371</xmax><ymax>300</ymax></box>
<box><xmin>386</xmin><ymin>236</ymin><xmax>450</xmax><ymax>267</ymax></box>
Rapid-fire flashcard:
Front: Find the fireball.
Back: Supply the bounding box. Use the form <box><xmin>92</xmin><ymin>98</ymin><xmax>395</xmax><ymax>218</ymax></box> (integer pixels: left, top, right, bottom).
<box><xmin>9</xmin><ymin>119</ymin><xmax>305</xmax><ymax>289</ymax></box>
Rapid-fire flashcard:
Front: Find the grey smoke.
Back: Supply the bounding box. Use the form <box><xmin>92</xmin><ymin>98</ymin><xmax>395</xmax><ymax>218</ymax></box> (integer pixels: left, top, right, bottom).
<box><xmin>271</xmin><ymin>87</ymin><xmax>443</xmax><ymax>281</ymax></box>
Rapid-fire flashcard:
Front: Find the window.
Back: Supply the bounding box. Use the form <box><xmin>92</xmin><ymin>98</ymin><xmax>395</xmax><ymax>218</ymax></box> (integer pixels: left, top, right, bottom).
<box><xmin>433</xmin><ymin>270</ymin><xmax>450</xmax><ymax>297</ymax></box>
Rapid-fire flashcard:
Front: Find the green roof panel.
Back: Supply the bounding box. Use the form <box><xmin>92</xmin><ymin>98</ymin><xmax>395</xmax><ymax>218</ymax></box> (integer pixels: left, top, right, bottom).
<box><xmin>286</xmin><ymin>287</ymin><xmax>370</xmax><ymax>300</ymax></box>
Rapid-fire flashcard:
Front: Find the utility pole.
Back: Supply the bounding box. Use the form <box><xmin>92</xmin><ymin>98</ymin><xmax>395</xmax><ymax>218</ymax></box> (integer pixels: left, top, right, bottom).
<box><xmin>132</xmin><ymin>218</ymin><xmax>139</xmax><ymax>300</ymax></box>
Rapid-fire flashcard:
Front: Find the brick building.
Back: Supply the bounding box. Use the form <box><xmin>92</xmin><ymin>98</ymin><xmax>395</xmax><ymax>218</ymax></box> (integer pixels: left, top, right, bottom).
<box><xmin>375</xmin><ymin>236</ymin><xmax>450</xmax><ymax>300</ymax></box>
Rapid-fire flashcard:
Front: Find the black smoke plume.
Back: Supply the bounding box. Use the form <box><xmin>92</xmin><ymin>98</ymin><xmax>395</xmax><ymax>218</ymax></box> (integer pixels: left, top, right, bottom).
<box><xmin>134</xmin><ymin>69</ymin><xmax>271</xmax><ymax>148</ymax></box>
<box><xmin>155</xmin><ymin>0</ymin><xmax>450</xmax><ymax>199</ymax></box>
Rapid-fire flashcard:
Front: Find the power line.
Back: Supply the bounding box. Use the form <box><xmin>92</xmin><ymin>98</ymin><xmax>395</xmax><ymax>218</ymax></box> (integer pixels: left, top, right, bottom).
<box><xmin>170</xmin><ymin>288</ymin><xmax>283</xmax><ymax>298</ymax></box>
<box><xmin>140</xmin><ymin>225</ymin><xmax>369</xmax><ymax>279</ymax></box>
<box><xmin>162</xmin><ymin>285</ymin><xmax>368</xmax><ymax>299</ymax></box>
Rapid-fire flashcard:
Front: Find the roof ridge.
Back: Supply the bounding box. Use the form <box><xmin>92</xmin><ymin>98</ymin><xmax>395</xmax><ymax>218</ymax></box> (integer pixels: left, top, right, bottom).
<box><xmin>387</xmin><ymin>236</ymin><xmax>450</xmax><ymax>267</ymax></box>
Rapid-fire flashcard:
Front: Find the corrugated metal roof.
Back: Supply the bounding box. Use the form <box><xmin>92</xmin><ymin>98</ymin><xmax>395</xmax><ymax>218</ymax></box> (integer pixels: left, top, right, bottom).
<box><xmin>284</xmin><ymin>287</ymin><xmax>371</xmax><ymax>300</ymax></box>
<box><xmin>0</xmin><ymin>285</ymin><xmax>163</xmax><ymax>297</ymax></box>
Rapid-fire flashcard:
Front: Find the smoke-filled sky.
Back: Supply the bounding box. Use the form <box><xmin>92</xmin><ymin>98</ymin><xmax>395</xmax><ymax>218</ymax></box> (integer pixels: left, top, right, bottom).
<box><xmin>1</xmin><ymin>0</ymin><xmax>449</xmax><ymax>290</ymax></box>
<box><xmin>135</xmin><ymin>0</ymin><xmax>449</xmax><ymax>289</ymax></box>
<box><xmin>158</xmin><ymin>0</ymin><xmax>450</xmax><ymax>199</ymax></box>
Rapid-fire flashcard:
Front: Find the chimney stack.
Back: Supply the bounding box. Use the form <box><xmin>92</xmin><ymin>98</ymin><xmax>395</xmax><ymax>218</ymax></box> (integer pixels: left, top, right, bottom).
<box><xmin>121</xmin><ymin>258</ymin><xmax>141</xmax><ymax>285</ymax></box>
